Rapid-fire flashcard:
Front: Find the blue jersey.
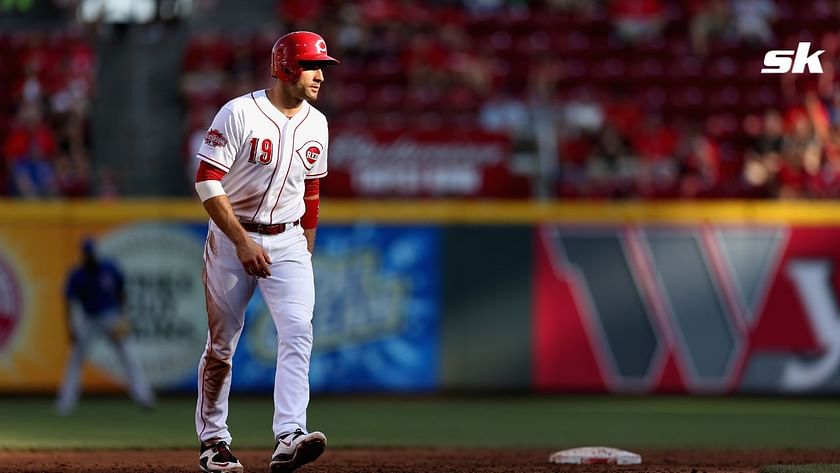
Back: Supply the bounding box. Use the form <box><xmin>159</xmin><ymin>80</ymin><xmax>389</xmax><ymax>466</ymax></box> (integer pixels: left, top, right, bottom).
<box><xmin>65</xmin><ymin>261</ymin><xmax>125</xmax><ymax>317</ymax></box>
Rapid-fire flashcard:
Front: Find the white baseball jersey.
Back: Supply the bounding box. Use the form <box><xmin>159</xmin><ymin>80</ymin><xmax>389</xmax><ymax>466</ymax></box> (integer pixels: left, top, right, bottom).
<box><xmin>195</xmin><ymin>89</ymin><xmax>328</xmax><ymax>445</ymax></box>
<box><xmin>197</xmin><ymin>89</ymin><xmax>329</xmax><ymax>224</ymax></box>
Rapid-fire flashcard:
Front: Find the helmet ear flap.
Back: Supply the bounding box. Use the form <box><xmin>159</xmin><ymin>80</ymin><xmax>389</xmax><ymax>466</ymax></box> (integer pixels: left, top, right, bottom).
<box><xmin>279</xmin><ymin>61</ymin><xmax>301</xmax><ymax>82</ymax></box>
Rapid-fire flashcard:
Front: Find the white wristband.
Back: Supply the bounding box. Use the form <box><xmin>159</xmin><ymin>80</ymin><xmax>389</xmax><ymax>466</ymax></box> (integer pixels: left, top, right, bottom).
<box><xmin>195</xmin><ymin>180</ymin><xmax>226</xmax><ymax>202</ymax></box>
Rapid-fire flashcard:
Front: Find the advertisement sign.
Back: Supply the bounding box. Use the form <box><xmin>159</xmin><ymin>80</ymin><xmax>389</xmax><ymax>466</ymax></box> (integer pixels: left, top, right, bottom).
<box><xmin>535</xmin><ymin>224</ymin><xmax>840</xmax><ymax>394</ymax></box>
<box><xmin>0</xmin><ymin>223</ymin><xmax>97</xmax><ymax>391</ymax></box>
<box><xmin>0</xmin><ymin>220</ymin><xmax>209</xmax><ymax>393</ymax></box>
<box><xmin>0</xmin><ymin>216</ymin><xmax>440</xmax><ymax>394</ymax></box>
<box><xmin>230</xmin><ymin>225</ymin><xmax>441</xmax><ymax>393</ymax></box>
<box><xmin>325</xmin><ymin>129</ymin><xmax>531</xmax><ymax>198</ymax></box>
<box><xmin>91</xmin><ymin>223</ymin><xmax>209</xmax><ymax>391</ymax></box>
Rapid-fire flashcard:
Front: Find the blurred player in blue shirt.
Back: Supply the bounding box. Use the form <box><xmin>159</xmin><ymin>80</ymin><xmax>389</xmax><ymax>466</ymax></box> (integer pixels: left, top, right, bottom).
<box><xmin>56</xmin><ymin>238</ymin><xmax>155</xmax><ymax>415</ymax></box>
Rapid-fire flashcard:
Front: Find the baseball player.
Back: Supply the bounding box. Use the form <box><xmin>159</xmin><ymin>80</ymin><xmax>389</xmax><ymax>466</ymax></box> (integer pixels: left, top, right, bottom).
<box><xmin>56</xmin><ymin>238</ymin><xmax>155</xmax><ymax>415</ymax></box>
<box><xmin>192</xmin><ymin>31</ymin><xmax>337</xmax><ymax>473</ymax></box>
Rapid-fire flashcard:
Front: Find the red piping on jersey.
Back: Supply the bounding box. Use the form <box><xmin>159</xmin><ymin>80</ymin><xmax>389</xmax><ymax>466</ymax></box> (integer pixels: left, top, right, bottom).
<box><xmin>269</xmin><ymin>105</ymin><xmax>310</xmax><ymax>224</ymax></box>
<box><xmin>249</xmin><ymin>91</ymin><xmax>283</xmax><ymax>223</ymax></box>
<box><xmin>196</xmin><ymin>160</ymin><xmax>227</xmax><ymax>182</ymax></box>
<box><xmin>197</xmin><ymin>153</ymin><xmax>231</xmax><ymax>172</ymax></box>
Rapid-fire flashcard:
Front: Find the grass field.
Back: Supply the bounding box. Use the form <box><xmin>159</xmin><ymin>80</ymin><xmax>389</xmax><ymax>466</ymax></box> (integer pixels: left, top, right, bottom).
<box><xmin>2</xmin><ymin>395</ymin><xmax>840</xmax><ymax>451</ymax></box>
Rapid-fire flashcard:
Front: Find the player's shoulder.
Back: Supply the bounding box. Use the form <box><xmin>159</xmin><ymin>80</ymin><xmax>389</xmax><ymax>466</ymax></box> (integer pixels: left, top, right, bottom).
<box><xmin>305</xmin><ymin>102</ymin><xmax>329</xmax><ymax>127</ymax></box>
<box><xmin>221</xmin><ymin>90</ymin><xmax>263</xmax><ymax>114</ymax></box>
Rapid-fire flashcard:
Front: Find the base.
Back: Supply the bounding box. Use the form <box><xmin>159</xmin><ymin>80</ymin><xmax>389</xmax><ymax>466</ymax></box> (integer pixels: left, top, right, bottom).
<box><xmin>549</xmin><ymin>446</ymin><xmax>642</xmax><ymax>465</ymax></box>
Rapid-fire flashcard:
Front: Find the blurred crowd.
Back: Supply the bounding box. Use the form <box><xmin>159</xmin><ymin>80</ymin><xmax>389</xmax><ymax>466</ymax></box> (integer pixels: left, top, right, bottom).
<box><xmin>181</xmin><ymin>0</ymin><xmax>840</xmax><ymax>199</ymax></box>
<box><xmin>0</xmin><ymin>28</ymin><xmax>97</xmax><ymax>198</ymax></box>
<box><xmin>3</xmin><ymin>0</ymin><xmax>840</xmax><ymax>199</ymax></box>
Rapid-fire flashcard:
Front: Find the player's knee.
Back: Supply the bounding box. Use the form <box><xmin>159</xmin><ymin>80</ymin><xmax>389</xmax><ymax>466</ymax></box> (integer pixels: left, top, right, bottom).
<box><xmin>207</xmin><ymin>340</ymin><xmax>237</xmax><ymax>360</ymax></box>
<box><xmin>281</xmin><ymin>317</ymin><xmax>313</xmax><ymax>341</ymax></box>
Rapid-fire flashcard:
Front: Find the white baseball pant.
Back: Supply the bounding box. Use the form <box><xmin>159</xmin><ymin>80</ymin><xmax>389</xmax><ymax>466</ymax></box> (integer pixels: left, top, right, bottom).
<box><xmin>195</xmin><ymin>221</ymin><xmax>315</xmax><ymax>444</ymax></box>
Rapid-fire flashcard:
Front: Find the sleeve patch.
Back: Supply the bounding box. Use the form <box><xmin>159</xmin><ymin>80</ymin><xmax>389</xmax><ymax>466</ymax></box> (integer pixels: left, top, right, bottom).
<box><xmin>204</xmin><ymin>129</ymin><xmax>229</xmax><ymax>147</ymax></box>
<box><xmin>295</xmin><ymin>140</ymin><xmax>323</xmax><ymax>169</ymax></box>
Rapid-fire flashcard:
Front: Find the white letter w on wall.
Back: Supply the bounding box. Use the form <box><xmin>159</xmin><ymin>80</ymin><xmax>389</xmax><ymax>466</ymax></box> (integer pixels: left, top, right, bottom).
<box><xmin>782</xmin><ymin>261</ymin><xmax>840</xmax><ymax>391</ymax></box>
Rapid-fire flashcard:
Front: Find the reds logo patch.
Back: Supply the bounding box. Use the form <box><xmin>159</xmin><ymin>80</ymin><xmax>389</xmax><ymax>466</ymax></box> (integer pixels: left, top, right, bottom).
<box><xmin>204</xmin><ymin>129</ymin><xmax>228</xmax><ymax>148</ymax></box>
<box><xmin>296</xmin><ymin>141</ymin><xmax>323</xmax><ymax>168</ymax></box>
<box><xmin>305</xmin><ymin>146</ymin><xmax>320</xmax><ymax>164</ymax></box>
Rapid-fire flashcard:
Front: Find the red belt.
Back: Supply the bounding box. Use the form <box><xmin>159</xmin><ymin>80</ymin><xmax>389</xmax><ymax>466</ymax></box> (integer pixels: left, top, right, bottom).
<box><xmin>240</xmin><ymin>219</ymin><xmax>300</xmax><ymax>235</ymax></box>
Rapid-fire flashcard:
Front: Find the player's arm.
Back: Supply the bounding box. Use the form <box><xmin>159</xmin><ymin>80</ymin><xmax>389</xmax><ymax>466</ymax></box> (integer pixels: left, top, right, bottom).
<box><xmin>195</xmin><ymin>161</ymin><xmax>272</xmax><ymax>278</ymax></box>
<box><xmin>302</xmin><ymin>178</ymin><xmax>320</xmax><ymax>253</ymax></box>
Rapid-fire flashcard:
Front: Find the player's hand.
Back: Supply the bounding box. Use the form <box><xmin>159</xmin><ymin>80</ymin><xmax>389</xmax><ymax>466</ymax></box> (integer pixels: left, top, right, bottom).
<box><xmin>236</xmin><ymin>239</ymin><xmax>272</xmax><ymax>278</ymax></box>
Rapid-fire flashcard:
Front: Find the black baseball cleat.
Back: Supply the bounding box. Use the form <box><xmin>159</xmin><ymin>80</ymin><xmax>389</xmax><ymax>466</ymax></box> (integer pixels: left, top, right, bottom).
<box><xmin>199</xmin><ymin>439</ymin><xmax>244</xmax><ymax>473</ymax></box>
<box><xmin>269</xmin><ymin>429</ymin><xmax>327</xmax><ymax>473</ymax></box>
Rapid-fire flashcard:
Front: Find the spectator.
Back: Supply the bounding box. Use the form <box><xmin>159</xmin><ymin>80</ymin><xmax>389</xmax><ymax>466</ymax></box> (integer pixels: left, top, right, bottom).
<box><xmin>633</xmin><ymin>114</ymin><xmax>681</xmax><ymax>197</ymax></box>
<box><xmin>528</xmin><ymin>55</ymin><xmax>565</xmax><ymax>103</ymax></box>
<box><xmin>610</xmin><ymin>0</ymin><xmax>666</xmax><ymax>45</ymax></box>
<box><xmin>818</xmin><ymin>32</ymin><xmax>838</xmax><ymax>100</ymax></box>
<box><xmin>603</xmin><ymin>91</ymin><xmax>644</xmax><ymax>138</ymax></box>
<box><xmin>743</xmin><ymin>110</ymin><xmax>785</xmax><ymax>196</ymax></box>
<box><xmin>586</xmin><ymin>125</ymin><xmax>639</xmax><ymax>197</ymax></box>
<box><xmin>773</xmin><ymin>107</ymin><xmax>820</xmax><ymax>198</ymax></box>
<box><xmin>678</xmin><ymin>125</ymin><xmax>722</xmax><ymax>198</ymax></box>
<box><xmin>439</xmin><ymin>23</ymin><xmax>494</xmax><ymax>95</ymax></box>
<box><xmin>562</xmin><ymin>90</ymin><xmax>605</xmax><ymax>134</ymax></box>
<box><xmin>556</xmin><ymin>131</ymin><xmax>594</xmax><ymax>197</ymax></box>
<box><xmin>479</xmin><ymin>89</ymin><xmax>530</xmax><ymax>138</ymax></box>
<box><xmin>689</xmin><ymin>0</ymin><xmax>736</xmax><ymax>56</ymax></box>
<box><xmin>3</xmin><ymin>103</ymin><xmax>59</xmax><ymax>197</ymax></box>
<box><xmin>402</xmin><ymin>28</ymin><xmax>450</xmax><ymax>90</ymax></box>
<box><xmin>755</xmin><ymin>109</ymin><xmax>786</xmax><ymax>156</ymax></box>
<box><xmin>829</xmin><ymin>89</ymin><xmax>840</xmax><ymax>127</ymax></box>
<box><xmin>732</xmin><ymin>0</ymin><xmax>776</xmax><ymax>47</ymax></box>
<box><xmin>54</xmin><ymin>153</ymin><xmax>90</xmax><ymax>198</ymax></box>
<box><xmin>824</xmin><ymin>120</ymin><xmax>840</xmax><ymax>179</ymax></box>
<box><xmin>334</xmin><ymin>3</ymin><xmax>368</xmax><ymax>57</ymax></box>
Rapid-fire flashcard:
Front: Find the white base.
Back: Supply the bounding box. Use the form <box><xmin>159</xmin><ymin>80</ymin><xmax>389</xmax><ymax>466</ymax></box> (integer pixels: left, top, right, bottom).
<box><xmin>549</xmin><ymin>446</ymin><xmax>642</xmax><ymax>465</ymax></box>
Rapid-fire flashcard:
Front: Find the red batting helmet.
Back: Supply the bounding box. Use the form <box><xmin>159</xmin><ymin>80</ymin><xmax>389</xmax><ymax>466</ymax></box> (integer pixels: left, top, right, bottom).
<box><xmin>271</xmin><ymin>31</ymin><xmax>339</xmax><ymax>82</ymax></box>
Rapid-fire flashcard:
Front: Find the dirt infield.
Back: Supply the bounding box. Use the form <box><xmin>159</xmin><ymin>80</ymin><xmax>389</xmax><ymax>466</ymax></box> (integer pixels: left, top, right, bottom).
<box><xmin>2</xmin><ymin>448</ymin><xmax>838</xmax><ymax>472</ymax></box>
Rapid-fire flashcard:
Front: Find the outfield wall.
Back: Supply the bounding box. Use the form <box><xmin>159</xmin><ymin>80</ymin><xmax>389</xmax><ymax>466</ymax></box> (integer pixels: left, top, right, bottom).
<box><xmin>1</xmin><ymin>200</ymin><xmax>839</xmax><ymax>395</ymax></box>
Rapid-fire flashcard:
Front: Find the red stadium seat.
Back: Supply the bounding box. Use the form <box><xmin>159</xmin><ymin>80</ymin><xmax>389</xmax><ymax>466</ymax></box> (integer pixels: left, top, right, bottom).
<box><xmin>340</xmin><ymin>82</ymin><xmax>368</xmax><ymax>109</ymax></box>
<box><xmin>666</xmin><ymin>56</ymin><xmax>703</xmax><ymax>85</ymax></box>
<box><xmin>707</xmin><ymin>56</ymin><xmax>739</xmax><ymax>81</ymax></box>
<box><xmin>706</xmin><ymin>86</ymin><xmax>742</xmax><ymax>111</ymax></box>
<box><xmin>369</xmin><ymin>84</ymin><xmax>406</xmax><ymax>111</ymax></box>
